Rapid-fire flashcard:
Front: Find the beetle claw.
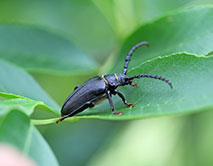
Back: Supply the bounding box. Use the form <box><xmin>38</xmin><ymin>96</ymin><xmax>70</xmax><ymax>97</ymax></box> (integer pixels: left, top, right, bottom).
<box><xmin>113</xmin><ymin>111</ymin><xmax>123</xmax><ymax>115</ymax></box>
<box><xmin>56</xmin><ymin>119</ymin><xmax>61</xmax><ymax>124</ymax></box>
<box><xmin>56</xmin><ymin>116</ymin><xmax>67</xmax><ymax>124</ymax></box>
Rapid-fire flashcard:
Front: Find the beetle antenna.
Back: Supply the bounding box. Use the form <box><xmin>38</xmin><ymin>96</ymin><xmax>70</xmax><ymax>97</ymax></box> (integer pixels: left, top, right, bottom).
<box><xmin>127</xmin><ymin>74</ymin><xmax>173</xmax><ymax>89</ymax></box>
<box><xmin>123</xmin><ymin>41</ymin><xmax>149</xmax><ymax>75</ymax></box>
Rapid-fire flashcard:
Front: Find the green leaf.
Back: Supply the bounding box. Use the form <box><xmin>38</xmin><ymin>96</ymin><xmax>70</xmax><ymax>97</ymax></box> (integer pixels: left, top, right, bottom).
<box><xmin>92</xmin><ymin>0</ymin><xmax>196</xmax><ymax>38</ymax></box>
<box><xmin>113</xmin><ymin>6</ymin><xmax>213</xmax><ymax>72</ymax></box>
<box><xmin>0</xmin><ymin>92</ymin><xmax>56</xmax><ymax>117</ymax></box>
<box><xmin>0</xmin><ymin>59</ymin><xmax>59</xmax><ymax>111</ymax></box>
<box><xmin>76</xmin><ymin>53</ymin><xmax>213</xmax><ymax>120</ymax></box>
<box><xmin>4</xmin><ymin>53</ymin><xmax>212</xmax><ymax>123</ymax></box>
<box><xmin>0</xmin><ymin>24</ymin><xmax>97</xmax><ymax>74</ymax></box>
<box><xmin>92</xmin><ymin>0</ymin><xmax>136</xmax><ymax>38</ymax></box>
<box><xmin>0</xmin><ymin>0</ymin><xmax>116</xmax><ymax>59</ymax></box>
<box><xmin>44</xmin><ymin>119</ymin><xmax>120</xmax><ymax>166</ymax></box>
<box><xmin>132</xmin><ymin>0</ymin><xmax>210</xmax><ymax>24</ymax></box>
<box><xmin>0</xmin><ymin>110</ymin><xmax>59</xmax><ymax>166</ymax></box>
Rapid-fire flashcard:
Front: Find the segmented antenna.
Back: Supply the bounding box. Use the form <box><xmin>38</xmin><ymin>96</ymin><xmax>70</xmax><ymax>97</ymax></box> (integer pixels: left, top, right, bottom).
<box><xmin>127</xmin><ymin>74</ymin><xmax>173</xmax><ymax>89</ymax></box>
<box><xmin>123</xmin><ymin>41</ymin><xmax>149</xmax><ymax>75</ymax></box>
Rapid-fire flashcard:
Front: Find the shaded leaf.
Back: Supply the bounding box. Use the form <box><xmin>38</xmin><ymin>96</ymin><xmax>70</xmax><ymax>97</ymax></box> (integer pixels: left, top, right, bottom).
<box><xmin>0</xmin><ymin>110</ymin><xmax>59</xmax><ymax>166</ymax></box>
<box><xmin>43</xmin><ymin>119</ymin><xmax>121</xmax><ymax>166</ymax></box>
<box><xmin>0</xmin><ymin>59</ymin><xmax>59</xmax><ymax>111</ymax></box>
<box><xmin>0</xmin><ymin>24</ymin><xmax>97</xmax><ymax>74</ymax></box>
<box><xmin>0</xmin><ymin>0</ymin><xmax>116</xmax><ymax>59</ymax></box>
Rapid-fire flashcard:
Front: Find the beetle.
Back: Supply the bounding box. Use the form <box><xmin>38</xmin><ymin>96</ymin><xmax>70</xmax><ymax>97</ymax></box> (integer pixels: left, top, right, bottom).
<box><xmin>56</xmin><ymin>41</ymin><xmax>172</xmax><ymax>123</ymax></box>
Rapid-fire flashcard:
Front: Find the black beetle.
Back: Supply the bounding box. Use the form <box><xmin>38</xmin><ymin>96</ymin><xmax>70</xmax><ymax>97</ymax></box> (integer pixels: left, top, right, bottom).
<box><xmin>56</xmin><ymin>41</ymin><xmax>172</xmax><ymax>123</ymax></box>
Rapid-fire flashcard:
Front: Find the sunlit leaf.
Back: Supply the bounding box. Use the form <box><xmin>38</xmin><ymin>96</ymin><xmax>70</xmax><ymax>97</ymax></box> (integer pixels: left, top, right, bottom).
<box><xmin>113</xmin><ymin>6</ymin><xmax>213</xmax><ymax>72</ymax></box>
<box><xmin>77</xmin><ymin>53</ymin><xmax>213</xmax><ymax>120</ymax></box>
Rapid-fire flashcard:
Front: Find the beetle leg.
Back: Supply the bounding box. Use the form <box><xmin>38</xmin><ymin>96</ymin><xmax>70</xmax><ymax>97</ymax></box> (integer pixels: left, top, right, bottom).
<box><xmin>114</xmin><ymin>89</ymin><xmax>134</xmax><ymax>107</ymax></box>
<box><xmin>106</xmin><ymin>90</ymin><xmax>123</xmax><ymax>115</ymax></box>
<box><xmin>56</xmin><ymin>115</ymin><xmax>69</xmax><ymax>123</ymax></box>
<box><xmin>88</xmin><ymin>102</ymin><xmax>95</xmax><ymax>108</ymax></box>
<box><xmin>57</xmin><ymin>102</ymin><xmax>93</xmax><ymax>123</ymax></box>
<box><xmin>74</xmin><ymin>85</ymin><xmax>80</xmax><ymax>90</ymax></box>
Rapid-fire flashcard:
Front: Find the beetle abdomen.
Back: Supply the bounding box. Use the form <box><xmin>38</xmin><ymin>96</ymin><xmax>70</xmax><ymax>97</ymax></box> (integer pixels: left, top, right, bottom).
<box><xmin>61</xmin><ymin>76</ymin><xmax>106</xmax><ymax>116</ymax></box>
<box><xmin>92</xmin><ymin>93</ymin><xmax>107</xmax><ymax>105</ymax></box>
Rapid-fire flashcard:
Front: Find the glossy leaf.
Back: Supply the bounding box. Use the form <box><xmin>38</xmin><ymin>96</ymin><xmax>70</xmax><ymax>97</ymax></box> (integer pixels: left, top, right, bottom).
<box><xmin>0</xmin><ymin>110</ymin><xmax>59</xmax><ymax>166</ymax></box>
<box><xmin>76</xmin><ymin>53</ymin><xmax>213</xmax><ymax>120</ymax></box>
<box><xmin>113</xmin><ymin>6</ymin><xmax>213</xmax><ymax>72</ymax></box>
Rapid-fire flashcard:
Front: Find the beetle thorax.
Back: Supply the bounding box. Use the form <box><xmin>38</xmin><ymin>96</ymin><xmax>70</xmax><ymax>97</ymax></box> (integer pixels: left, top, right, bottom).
<box><xmin>102</xmin><ymin>74</ymin><xmax>128</xmax><ymax>89</ymax></box>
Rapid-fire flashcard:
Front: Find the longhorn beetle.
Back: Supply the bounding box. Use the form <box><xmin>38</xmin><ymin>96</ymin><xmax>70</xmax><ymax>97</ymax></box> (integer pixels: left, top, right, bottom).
<box><xmin>56</xmin><ymin>41</ymin><xmax>172</xmax><ymax>123</ymax></box>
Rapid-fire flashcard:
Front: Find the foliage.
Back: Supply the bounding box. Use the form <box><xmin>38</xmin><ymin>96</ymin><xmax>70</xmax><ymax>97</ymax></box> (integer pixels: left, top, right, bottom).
<box><xmin>0</xmin><ymin>1</ymin><xmax>212</xmax><ymax>165</ymax></box>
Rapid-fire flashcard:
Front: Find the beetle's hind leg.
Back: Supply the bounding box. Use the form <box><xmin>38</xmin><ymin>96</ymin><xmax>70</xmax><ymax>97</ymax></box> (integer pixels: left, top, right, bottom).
<box><xmin>56</xmin><ymin>115</ymin><xmax>69</xmax><ymax>123</ymax></box>
<box><xmin>106</xmin><ymin>90</ymin><xmax>123</xmax><ymax>115</ymax></box>
<box><xmin>114</xmin><ymin>89</ymin><xmax>134</xmax><ymax>107</ymax></box>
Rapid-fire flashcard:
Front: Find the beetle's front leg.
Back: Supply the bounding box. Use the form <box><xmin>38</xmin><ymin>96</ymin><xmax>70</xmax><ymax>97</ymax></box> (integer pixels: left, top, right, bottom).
<box><xmin>106</xmin><ymin>90</ymin><xmax>123</xmax><ymax>115</ymax></box>
<box><xmin>114</xmin><ymin>89</ymin><xmax>134</xmax><ymax>107</ymax></box>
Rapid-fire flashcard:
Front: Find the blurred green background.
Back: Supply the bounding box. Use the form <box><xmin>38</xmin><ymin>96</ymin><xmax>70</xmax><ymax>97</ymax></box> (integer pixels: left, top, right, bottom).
<box><xmin>0</xmin><ymin>0</ymin><xmax>213</xmax><ymax>166</ymax></box>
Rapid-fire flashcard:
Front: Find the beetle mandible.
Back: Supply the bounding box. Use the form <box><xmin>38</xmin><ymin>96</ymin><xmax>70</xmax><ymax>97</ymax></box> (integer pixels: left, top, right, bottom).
<box><xmin>56</xmin><ymin>41</ymin><xmax>172</xmax><ymax>123</ymax></box>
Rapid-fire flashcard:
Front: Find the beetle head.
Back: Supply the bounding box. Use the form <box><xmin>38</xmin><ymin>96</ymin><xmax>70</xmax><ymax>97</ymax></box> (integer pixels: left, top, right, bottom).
<box><xmin>104</xmin><ymin>74</ymin><xmax>135</xmax><ymax>88</ymax></box>
<box><xmin>114</xmin><ymin>74</ymin><xmax>133</xmax><ymax>86</ymax></box>
<box><xmin>116</xmin><ymin>74</ymin><xmax>129</xmax><ymax>86</ymax></box>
